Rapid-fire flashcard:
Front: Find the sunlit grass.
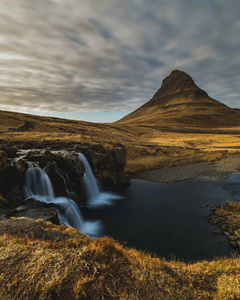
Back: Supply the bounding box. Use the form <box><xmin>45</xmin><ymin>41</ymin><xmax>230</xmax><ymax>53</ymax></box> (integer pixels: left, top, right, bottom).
<box><xmin>0</xmin><ymin>218</ymin><xmax>240</xmax><ymax>299</ymax></box>
<box><xmin>1</xmin><ymin>109</ymin><xmax>240</xmax><ymax>174</ymax></box>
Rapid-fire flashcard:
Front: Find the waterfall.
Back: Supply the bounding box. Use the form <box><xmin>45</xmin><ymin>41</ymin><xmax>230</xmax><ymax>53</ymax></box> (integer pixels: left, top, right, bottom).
<box><xmin>79</xmin><ymin>153</ymin><xmax>100</xmax><ymax>203</ymax></box>
<box><xmin>24</xmin><ymin>167</ymin><xmax>54</xmax><ymax>198</ymax></box>
<box><xmin>79</xmin><ymin>153</ymin><xmax>122</xmax><ymax>206</ymax></box>
<box><xmin>24</xmin><ymin>167</ymin><xmax>100</xmax><ymax>236</ymax></box>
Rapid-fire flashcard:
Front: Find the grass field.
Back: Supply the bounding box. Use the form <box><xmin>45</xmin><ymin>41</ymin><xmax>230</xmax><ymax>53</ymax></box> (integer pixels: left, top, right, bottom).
<box><xmin>0</xmin><ymin>218</ymin><xmax>239</xmax><ymax>300</ymax></box>
<box><xmin>1</xmin><ymin>109</ymin><xmax>240</xmax><ymax>173</ymax></box>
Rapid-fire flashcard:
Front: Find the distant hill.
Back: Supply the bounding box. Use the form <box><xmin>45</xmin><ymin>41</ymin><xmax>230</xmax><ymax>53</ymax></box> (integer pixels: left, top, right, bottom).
<box><xmin>117</xmin><ymin>70</ymin><xmax>240</xmax><ymax>127</ymax></box>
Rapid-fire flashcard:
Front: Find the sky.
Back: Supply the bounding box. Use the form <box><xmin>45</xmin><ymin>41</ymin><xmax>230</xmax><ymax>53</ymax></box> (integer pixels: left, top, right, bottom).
<box><xmin>0</xmin><ymin>0</ymin><xmax>240</xmax><ymax>123</ymax></box>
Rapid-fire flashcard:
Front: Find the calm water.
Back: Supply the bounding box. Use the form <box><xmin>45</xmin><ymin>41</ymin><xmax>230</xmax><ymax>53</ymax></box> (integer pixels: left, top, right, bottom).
<box><xmin>82</xmin><ymin>175</ymin><xmax>240</xmax><ymax>262</ymax></box>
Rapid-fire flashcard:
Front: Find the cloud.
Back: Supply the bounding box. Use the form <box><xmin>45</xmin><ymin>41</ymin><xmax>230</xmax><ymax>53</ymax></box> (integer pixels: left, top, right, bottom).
<box><xmin>0</xmin><ymin>0</ymin><xmax>240</xmax><ymax>117</ymax></box>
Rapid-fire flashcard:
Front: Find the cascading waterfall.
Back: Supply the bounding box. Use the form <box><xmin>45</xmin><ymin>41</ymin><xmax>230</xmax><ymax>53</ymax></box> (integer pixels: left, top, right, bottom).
<box><xmin>24</xmin><ymin>167</ymin><xmax>100</xmax><ymax>236</ymax></box>
<box><xmin>24</xmin><ymin>167</ymin><xmax>55</xmax><ymax>198</ymax></box>
<box><xmin>79</xmin><ymin>153</ymin><xmax>100</xmax><ymax>202</ymax></box>
<box><xmin>79</xmin><ymin>153</ymin><xmax>121</xmax><ymax>206</ymax></box>
<box><xmin>23</xmin><ymin>154</ymin><xmax>122</xmax><ymax>236</ymax></box>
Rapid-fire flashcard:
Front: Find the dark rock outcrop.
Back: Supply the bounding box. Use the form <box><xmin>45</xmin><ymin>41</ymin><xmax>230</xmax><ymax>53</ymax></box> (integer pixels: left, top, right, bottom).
<box><xmin>0</xmin><ymin>144</ymin><xmax>18</xmax><ymax>158</ymax></box>
<box><xmin>0</xmin><ymin>144</ymin><xmax>130</xmax><ymax>222</ymax></box>
<box><xmin>208</xmin><ymin>201</ymin><xmax>240</xmax><ymax>251</ymax></box>
<box><xmin>0</xmin><ymin>153</ymin><xmax>27</xmax><ymax>209</ymax></box>
<box><xmin>77</xmin><ymin>144</ymin><xmax>130</xmax><ymax>189</ymax></box>
<box><xmin>0</xmin><ymin>151</ymin><xmax>8</xmax><ymax>173</ymax></box>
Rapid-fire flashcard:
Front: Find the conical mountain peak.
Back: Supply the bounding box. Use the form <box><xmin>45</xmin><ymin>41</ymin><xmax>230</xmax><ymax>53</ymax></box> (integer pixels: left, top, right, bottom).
<box><xmin>161</xmin><ymin>70</ymin><xmax>197</xmax><ymax>92</ymax></box>
<box><xmin>151</xmin><ymin>70</ymin><xmax>207</xmax><ymax>102</ymax></box>
<box><xmin>117</xmin><ymin>70</ymin><xmax>240</xmax><ymax>128</ymax></box>
<box><xmin>141</xmin><ymin>70</ymin><xmax>209</xmax><ymax>108</ymax></box>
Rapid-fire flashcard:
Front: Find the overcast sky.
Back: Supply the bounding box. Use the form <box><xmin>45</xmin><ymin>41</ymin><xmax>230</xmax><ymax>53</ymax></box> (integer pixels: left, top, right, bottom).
<box><xmin>0</xmin><ymin>0</ymin><xmax>240</xmax><ymax>122</ymax></box>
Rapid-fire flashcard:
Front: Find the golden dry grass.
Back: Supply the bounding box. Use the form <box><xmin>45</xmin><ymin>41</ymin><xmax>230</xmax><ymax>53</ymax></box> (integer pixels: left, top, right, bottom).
<box><xmin>0</xmin><ymin>218</ymin><xmax>240</xmax><ymax>300</ymax></box>
<box><xmin>1</xmin><ymin>109</ymin><xmax>240</xmax><ymax>173</ymax></box>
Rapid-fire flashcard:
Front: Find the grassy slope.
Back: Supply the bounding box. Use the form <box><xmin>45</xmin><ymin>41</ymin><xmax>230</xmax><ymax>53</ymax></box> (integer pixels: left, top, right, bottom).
<box><xmin>1</xmin><ymin>109</ymin><xmax>240</xmax><ymax>173</ymax></box>
<box><xmin>116</xmin><ymin>70</ymin><xmax>240</xmax><ymax>129</ymax></box>
<box><xmin>0</xmin><ymin>218</ymin><xmax>239</xmax><ymax>300</ymax></box>
<box><xmin>1</xmin><ymin>110</ymin><xmax>240</xmax><ymax>298</ymax></box>
<box><xmin>115</xmin><ymin>92</ymin><xmax>240</xmax><ymax>128</ymax></box>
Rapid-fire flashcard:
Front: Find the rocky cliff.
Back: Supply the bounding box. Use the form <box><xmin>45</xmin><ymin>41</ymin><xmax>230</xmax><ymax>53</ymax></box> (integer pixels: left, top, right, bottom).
<box><xmin>0</xmin><ymin>143</ymin><xmax>130</xmax><ymax>222</ymax></box>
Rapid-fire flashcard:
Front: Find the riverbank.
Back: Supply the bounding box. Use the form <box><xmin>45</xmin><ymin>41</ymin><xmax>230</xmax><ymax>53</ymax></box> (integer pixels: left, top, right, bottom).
<box><xmin>208</xmin><ymin>201</ymin><xmax>240</xmax><ymax>252</ymax></box>
<box><xmin>133</xmin><ymin>154</ymin><xmax>240</xmax><ymax>183</ymax></box>
<box><xmin>1</xmin><ymin>218</ymin><xmax>240</xmax><ymax>300</ymax></box>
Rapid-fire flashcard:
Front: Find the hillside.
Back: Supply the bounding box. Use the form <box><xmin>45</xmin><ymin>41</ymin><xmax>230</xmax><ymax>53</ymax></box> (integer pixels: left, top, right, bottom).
<box><xmin>0</xmin><ymin>109</ymin><xmax>140</xmax><ymax>149</ymax></box>
<box><xmin>117</xmin><ymin>70</ymin><xmax>240</xmax><ymax>127</ymax></box>
<box><xmin>1</xmin><ymin>107</ymin><xmax>240</xmax><ymax>174</ymax></box>
<box><xmin>0</xmin><ymin>218</ymin><xmax>239</xmax><ymax>299</ymax></box>
<box><xmin>1</xmin><ymin>70</ymin><xmax>240</xmax><ymax>174</ymax></box>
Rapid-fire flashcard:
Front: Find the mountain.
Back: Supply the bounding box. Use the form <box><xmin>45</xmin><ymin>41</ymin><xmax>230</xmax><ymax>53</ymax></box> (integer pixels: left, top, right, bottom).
<box><xmin>117</xmin><ymin>70</ymin><xmax>240</xmax><ymax>127</ymax></box>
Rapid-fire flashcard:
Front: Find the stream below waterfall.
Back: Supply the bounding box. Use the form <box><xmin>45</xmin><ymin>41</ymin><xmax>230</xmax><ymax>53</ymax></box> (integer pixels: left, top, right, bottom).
<box><xmin>81</xmin><ymin>175</ymin><xmax>240</xmax><ymax>262</ymax></box>
<box><xmin>23</xmin><ymin>152</ymin><xmax>240</xmax><ymax>262</ymax></box>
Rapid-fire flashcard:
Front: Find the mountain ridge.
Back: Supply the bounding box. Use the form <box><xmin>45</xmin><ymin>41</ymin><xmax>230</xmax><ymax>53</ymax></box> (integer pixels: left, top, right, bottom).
<box><xmin>117</xmin><ymin>70</ymin><xmax>240</xmax><ymax>128</ymax></box>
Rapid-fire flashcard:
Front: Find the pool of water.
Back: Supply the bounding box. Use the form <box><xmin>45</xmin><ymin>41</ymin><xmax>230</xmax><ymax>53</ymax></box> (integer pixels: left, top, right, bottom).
<box><xmin>82</xmin><ymin>175</ymin><xmax>240</xmax><ymax>262</ymax></box>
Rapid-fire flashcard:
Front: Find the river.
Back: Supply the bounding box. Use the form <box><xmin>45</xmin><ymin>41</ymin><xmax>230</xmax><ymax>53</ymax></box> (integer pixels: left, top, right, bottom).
<box><xmin>82</xmin><ymin>175</ymin><xmax>240</xmax><ymax>262</ymax></box>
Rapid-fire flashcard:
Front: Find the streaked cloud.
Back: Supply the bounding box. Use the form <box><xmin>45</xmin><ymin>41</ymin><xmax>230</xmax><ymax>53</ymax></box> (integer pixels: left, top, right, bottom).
<box><xmin>0</xmin><ymin>0</ymin><xmax>239</xmax><ymax>120</ymax></box>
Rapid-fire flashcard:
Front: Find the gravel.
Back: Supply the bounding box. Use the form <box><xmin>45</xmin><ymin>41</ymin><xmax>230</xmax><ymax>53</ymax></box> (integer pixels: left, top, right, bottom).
<box><xmin>133</xmin><ymin>154</ymin><xmax>240</xmax><ymax>183</ymax></box>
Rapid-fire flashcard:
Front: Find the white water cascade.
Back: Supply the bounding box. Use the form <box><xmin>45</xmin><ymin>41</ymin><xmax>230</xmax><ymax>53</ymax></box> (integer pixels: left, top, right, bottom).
<box><xmin>79</xmin><ymin>153</ymin><xmax>121</xmax><ymax>206</ymax></box>
<box><xmin>79</xmin><ymin>153</ymin><xmax>100</xmax><ymax>202</ymax></box>
<box><xmin>24</xmin><ymin>167</ymin><xmax>100</xmax><ymax>236</ymax></box>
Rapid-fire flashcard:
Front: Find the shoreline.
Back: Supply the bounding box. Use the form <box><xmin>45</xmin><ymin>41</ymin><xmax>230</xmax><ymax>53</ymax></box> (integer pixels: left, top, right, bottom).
<box><xmin>133</xmin><ymin>154</ymin><xmax>240</xmax><ymax>183</ymax></box>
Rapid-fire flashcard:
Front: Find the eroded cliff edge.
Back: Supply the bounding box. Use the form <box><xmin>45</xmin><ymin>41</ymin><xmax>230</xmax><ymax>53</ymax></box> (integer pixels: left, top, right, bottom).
<box><xmin>0</xmin><ymin>142</ymin><xmax>130</xmax><ymax>222</ymax></box>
